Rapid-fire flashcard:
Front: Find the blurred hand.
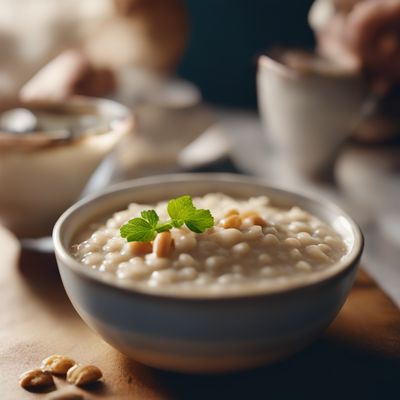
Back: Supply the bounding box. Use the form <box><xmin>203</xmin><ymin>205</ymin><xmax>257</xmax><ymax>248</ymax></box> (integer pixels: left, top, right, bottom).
<box><xmin>311</xmin><ymin>0</ymin><xmax>400</xmax><ymax>95</ymax></box>
<box><xmin>310</xmin><ymin>0</ymin><xmax>364</xmax><ymax>71</ymax></box>
<box><xmin>20</xmin><ymin>49</ymin><xmax>115</xmax><ymax>102</ymax></box>
<box><xmin>347</xmin><ymin>0</ymin><xmax>400</xmax><ymax>94</ymax></box>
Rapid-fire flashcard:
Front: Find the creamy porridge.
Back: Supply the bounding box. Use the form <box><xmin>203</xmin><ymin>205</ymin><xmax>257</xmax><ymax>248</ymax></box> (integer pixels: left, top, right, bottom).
<box><xmin>72</xmin><ymin>193</ymin><xmax>347</xmax><ymax>295</ymax></box>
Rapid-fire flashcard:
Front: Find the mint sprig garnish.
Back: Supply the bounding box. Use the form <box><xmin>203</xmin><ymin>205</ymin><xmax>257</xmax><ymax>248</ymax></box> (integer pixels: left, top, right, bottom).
<box><xmin>120</xmin><ymin>195</ymin><xmax>214</xmax><ymax>242</ymax></box>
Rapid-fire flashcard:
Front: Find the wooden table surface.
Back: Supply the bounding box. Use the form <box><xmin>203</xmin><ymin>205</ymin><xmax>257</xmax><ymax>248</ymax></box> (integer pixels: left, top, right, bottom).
<box><xmin>0</xmin><ymin>226</ymin><xmax>399</xmax><ymax>400</ymax></box>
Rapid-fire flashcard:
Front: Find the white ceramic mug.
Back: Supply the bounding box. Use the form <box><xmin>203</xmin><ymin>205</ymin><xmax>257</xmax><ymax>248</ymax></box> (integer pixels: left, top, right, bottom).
<box><xmin>257</xmin><ymin>52</ymin><xmax>369</xmax><ymax>178</ymax></box>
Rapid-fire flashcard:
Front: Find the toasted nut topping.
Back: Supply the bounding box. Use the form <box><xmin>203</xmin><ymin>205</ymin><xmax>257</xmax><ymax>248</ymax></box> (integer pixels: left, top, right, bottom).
<box><xmin>67</xmin><ymin>364</ymin><xmax>102</xmax><ymax>386</ymax></box>
<box><xmin>249</xmin><ymin>215</ymin><xmax>267</xmax><ymax>227</ymax></box>
<box><xmin>41</xmin><ymin>354</ymin><xmax>76</xmax><ymax>375</ymax></box>
<box><xmin>153</xmin><ymin>231</ymin><xmax>173</xmax><ymax>258</ymax></box>
<box><xmin>47</xmin><ymin>389</ymin><xmax>84</xmax><ymax>400</ymax></box>
<box><xmin>222</xmin><ymin>215</ymin><xmax>242</xmax><ymax>229</ymax></box>
<box><xmin>19</xmin><ymin>369</ymin><xmax>54</xmax><ymax>390</ymax></box>
<box><xmin>129</xmin><ymin>241</ymin><xmax>153</xmax><ymax>256</ymax></box>
<box><xmin>241</xmin><ymin>211</ymin><xmax>259</xmax><ymax>218</ymax></box>
<box><xmin>224</xmin><ymin>209</ymin><xmax>240</xmax><ymax>217</ymax></box>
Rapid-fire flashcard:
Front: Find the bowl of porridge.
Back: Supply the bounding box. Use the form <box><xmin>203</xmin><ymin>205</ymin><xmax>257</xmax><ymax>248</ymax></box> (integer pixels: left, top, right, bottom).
<box><xmin>53</xmin><ymin>174</ymin><xmax>363</xmax><ymax>373</ymax></box>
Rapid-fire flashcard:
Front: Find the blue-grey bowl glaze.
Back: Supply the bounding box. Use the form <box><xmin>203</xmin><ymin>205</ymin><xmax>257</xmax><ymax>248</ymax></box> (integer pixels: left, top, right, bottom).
<box><xmin>53</xmin><ymin>174</ymin><xmax>363</xmax><ymax>373</ymax></box>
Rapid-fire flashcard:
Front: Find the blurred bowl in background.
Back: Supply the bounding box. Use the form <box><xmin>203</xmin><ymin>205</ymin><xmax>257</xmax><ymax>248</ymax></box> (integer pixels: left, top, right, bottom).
<box><xmin>257</xmin><ymin>50</ymin><xmax>369</xmax><ymax>179</ymax></box>
<box><xmin>0</xmin><ymin>96</ymin><xmax>134</xmax><ymax>238</ymax></box>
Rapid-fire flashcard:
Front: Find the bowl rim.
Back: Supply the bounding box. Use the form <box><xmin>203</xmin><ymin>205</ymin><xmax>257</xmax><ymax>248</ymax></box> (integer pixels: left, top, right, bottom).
<box><xmin>258</xmin><ymin>52</ymin><xmax>362</xmax><ymax>80</ymax></box>
<box><xmin>53</xmin><ymin>173</ymin><xmax>364</xmax><ymax>301</ymax></box>
<box><xmin>0</xmin><ymin>95</ymin><xmax>134</xmax><ymax>150</ymax></box>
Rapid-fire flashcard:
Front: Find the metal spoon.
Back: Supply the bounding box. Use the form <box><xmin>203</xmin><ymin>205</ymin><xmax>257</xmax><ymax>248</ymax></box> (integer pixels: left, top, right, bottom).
<box><xmin>0</xmin><ymin>108</ymin><xmax>38</xmax><ymax>133</ymax></box>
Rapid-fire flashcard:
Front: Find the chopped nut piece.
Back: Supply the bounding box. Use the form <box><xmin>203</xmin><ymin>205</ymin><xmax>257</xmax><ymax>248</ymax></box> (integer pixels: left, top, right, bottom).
<box><xmin>19</xmin><ymin>368</ymin><xmax>54</xmax><ymax>391</ymax></box>
<box><xmin>67</xmin><ymin>364</ymin><xmax>102</xmax><ymax>386</ymax></box>
<box><xmin>249</xmin><ymin>215</ymin><xmax>267</xmax><ymax>227</ymax></box>
<box><xmin>153</xmin><ymin>231</ymin><xmax>173</xmax><ymax>258</ymax></box>
<box><xmin>222</xmin><ymin>215</ymin><xmax>242</xmax><ymax>229</ymax></box>
<box><xmin>241</xmin><ymin>211</ymin><xmax>259</xmax><ymax>218</ymax></box>
<box><xmin>129</xmin><ymin>241</ymin><xmax>153</xmax><ymax>256</ymax></box>
<box><xmin>224</xmin><ymin>209</ymin><xmax>239</xmax><ymax>217</ymax></box>
<box><xmin>41</xmin><ymin>354</ymin><xmax>76</xmax><ymax>375</ymax></box>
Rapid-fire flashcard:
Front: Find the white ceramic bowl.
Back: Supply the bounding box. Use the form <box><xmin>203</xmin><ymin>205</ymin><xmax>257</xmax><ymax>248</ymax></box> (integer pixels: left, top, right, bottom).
<box><xmin>0</xmin><ymin>96</ymin><xmax>134</xmax><ymax>238</ymax></box>
<box><xmin>53</xmin><ymin>174</ymin><xmax>363</xmax><ymax>373</ymax></box>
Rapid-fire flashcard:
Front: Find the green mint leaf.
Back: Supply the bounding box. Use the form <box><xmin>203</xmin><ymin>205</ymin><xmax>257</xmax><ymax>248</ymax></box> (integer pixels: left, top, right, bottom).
<box><xmin>185</xmin><ymin>209</ymin><xmax>214</xmax><ymax>233</ymax></box>
<box><xmin>120</xmin><ymin>195</ymin><xmax>215</xmax><ymax>242</ymax></box>
<box><xmin>167</xmin><ymin>195</ymin><xmax>196</xmax><ymax>221</ymax></box>
<box><xmin>120</xmin><ymin>218</ymin><xmax>157</xmax><ymax>242</ymax></box>
<box><xmin>168</xmin><ymin>195</ymin><xmax>214</xmax><ymax>233</ymax></box>
<box><xmin>141</xmin><ymin>209</ymin><xmax>159</xmax><ymax>228</ymax></box>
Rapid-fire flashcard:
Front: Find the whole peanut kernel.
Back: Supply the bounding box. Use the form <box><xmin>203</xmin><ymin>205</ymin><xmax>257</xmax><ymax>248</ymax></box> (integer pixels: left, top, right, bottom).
<box><xmin>67</xmin><ymin>364</ymin><xmax>102</xmax><ymax>386</ymax></box>
<box><xmin>222</xmin><ymin>215</ymin><xmax>242</xmax><ymax>229</ymax></box>
<box><xmin>19</xmin><ymin>369</ymin><xmax>54</xmax><ymax>390</ymax></box>
<box><xmin>153</xmin><ymin>231</ymin><xmax>173</xmax><ymax>258</ymax></box>
<box><xmin>41</xmin><ymin>354</ymin><xmax>76</xmax><ymax>375</ymax></box>
<box><xmin>129</xmin><ymin>241</ymin><xmax>153</xmax><ymax>256</ymax></box>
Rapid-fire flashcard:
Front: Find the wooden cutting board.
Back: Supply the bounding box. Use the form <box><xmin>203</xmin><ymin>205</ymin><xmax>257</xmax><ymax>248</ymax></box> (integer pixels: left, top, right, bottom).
<box><xmin>0</xmin><ymin>226</ymin><xmax>399</xmax><ymax>400</ymax></box>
